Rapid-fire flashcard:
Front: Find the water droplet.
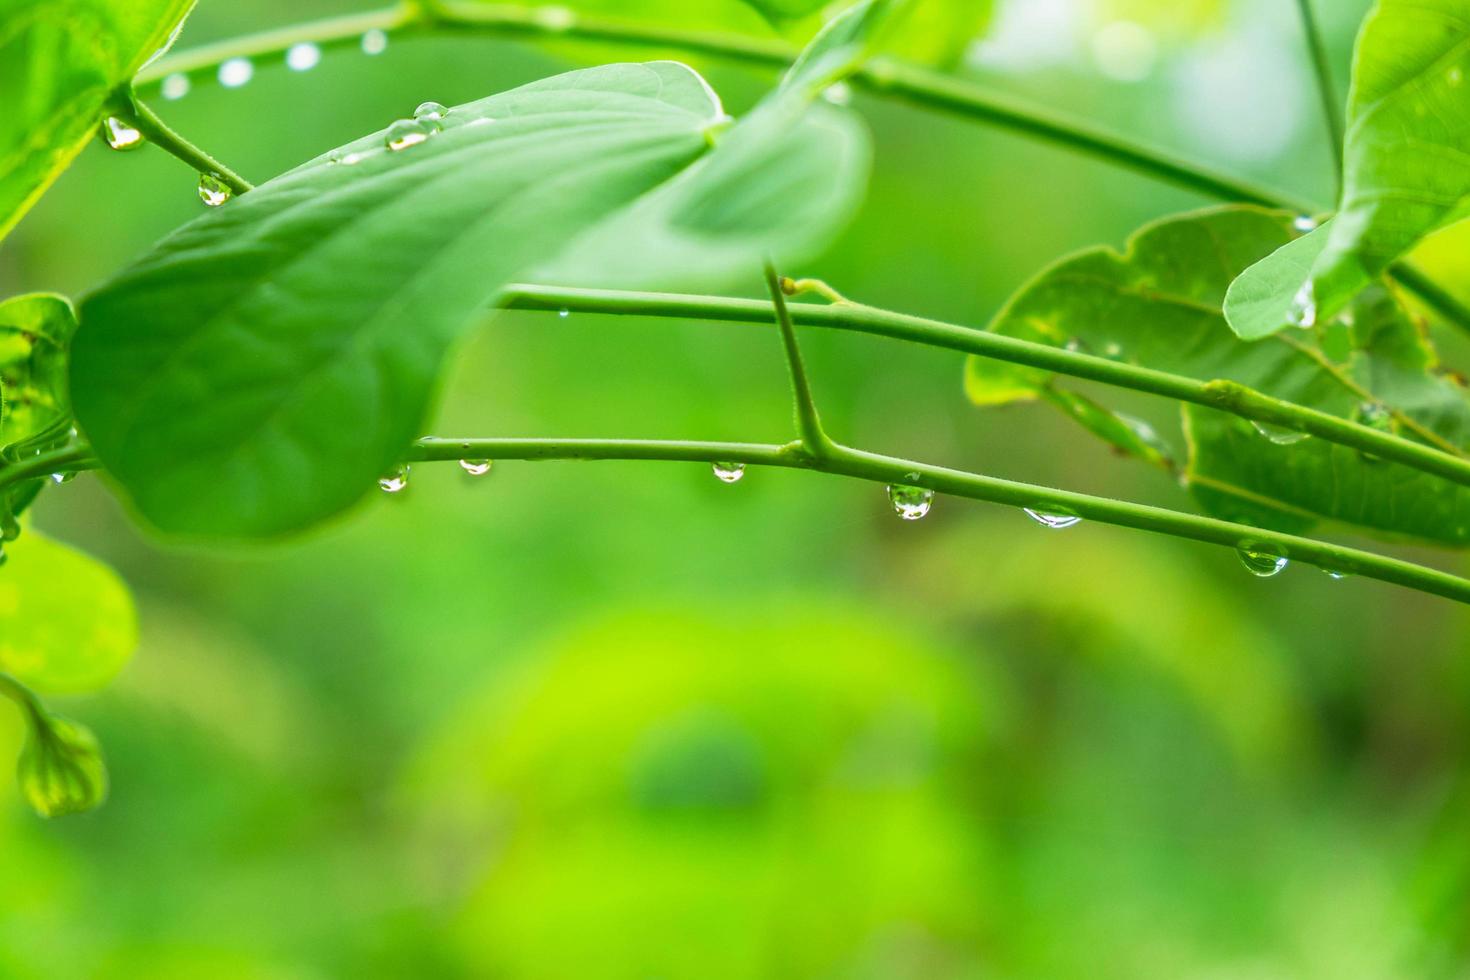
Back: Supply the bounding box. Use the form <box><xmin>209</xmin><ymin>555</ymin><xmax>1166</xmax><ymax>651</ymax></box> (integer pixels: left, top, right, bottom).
<box><xmin>823</xmin><ymin>82</ymin><xmax>853</xmax><ymax>106</ymax></box>
<box><xmin>49</xmin><ymin>472</ymin><xmax>74</xmax><ymax>485</ymax></box>
<box><xmin>712</xmin><ymin>461</ymin><xmax>745</xmax><ymax>484</ymax></box>
<box><xmin>197</xmin><ymin>173</ymin><xmax>232</xmax><ymax>207</ymax></box>
<box><xmin>286</xmin><ymin>42</ymin><xmax>322</xmax><ymax>71</ymax></box>
<box><xmin>887</xmin><ymin>483</ymin><xmax>934</xmax><ymax>521</ymax></box>
<box><xmin>1024</xmin><ymin>508</ymin><xmax>1081</xmax><ymax>529</ymax></box>
<box><xmin>1292</xmin><ymin>215</ymin><xmax>1318</xmax><ymax>233</ymax></box>
<box><xmin>414</xmin><ymin>101</ymin><xmax>449</xmax><ymax>122</ymax></box>
<box><xmin>378</xmin><ymin>465</ymin><xmax>409</xmax><ymax>493</ymax></box>
<box><xmin>1237</xmin><ymin>545</ymin><xmax>1288</xmax><ymax>578</ymax></box>
<box><xmin>1288</xmin><ymin>279</ymin><xmax>1317</xmax><ymax>328</ymax></box>
<box><xmin>1103</xmin><ymin>342</ymin><xmax>1123</xmax><ymax>358</ymax></box>
<box><xmin>100</xmin><ymin>116</ymin><xmax>144</xmax><ymax>151</ymax></box>
<box><xmin>218</xmin><ymin>57</ymin><xmax>254</xmax><ymax>88</ymax></box>
<box><xmin>1322</xmin><ymin>567</ymin><xmax>1350</xmax><ymax>580</ymax></box>
<box><xmin>459</xmin><ymin>458</ymin><xmax>492</xmax><ymax>476</ymax></box>
<box><xmin>1354</xmin><ymin>401</ymin><xmax>1393</xmax><ymax>432</ymax></box>
<box><xmin>1249</xmin><ymin>421</ymin><xmax>1310</xmax><ymax>445</ymax></box>
<box><xmin>557</xmin><ymin>308</ymin><xmax>570</xmax><ymax>318</ymax></box>
<box><xmin>385</xmin><ymin>118</ymin><xmax>432</xmax><ymax>151</ymax></box>
<box><xmin>161</xmin><ymin>72</ymin><xmax>191</xmax><ymax>101</ymax></box>
<box><xmin>361</xmin><ymin>29</ymin><xmax>389</xmax><ymax>55</ymax></box>
<box><xmin>1063</xmin><ymin>337</ymin><xmax>1086</xmax><ymax>353</ymax></box>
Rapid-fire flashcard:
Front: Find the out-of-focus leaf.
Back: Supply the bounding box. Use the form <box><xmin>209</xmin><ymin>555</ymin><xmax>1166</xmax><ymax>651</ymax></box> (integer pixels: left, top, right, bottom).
<box><xmin>0</xmin><ymin>0</ymin><xmax>196</xmax><ymax>241</ymax></box>
<box><xmin>879</xmin><ymin>0</ymin><xmax>994</xmax><ymax>70</ymax></box>
<box><xmin>1224</xmin><ymin>0</ymin><xmax>1470</xmax><ymax>338</ymax></box>
<box><xmin>782</xmin><ymin>0</ymin><xmax>903</xmax><ymax>93</ymax></box>
<box><xmin>738</xmin><ymin>0</ymin><xmax>827</xmax><ymax>20</ymax></box>
<box><xmin>0</xmin><ymin>293</ymin><xmax>76</xmax><ymax>451</ymax></box>
<box><xmin>967</xmin><ymin>206</ymin><xmax>1470</xmax><ymax>544</ymax></box>
<box><xmin>0</xmin><ymin>530</ymin><xmax>136</xmax><ymax>694</ymax></box>
<box><xmin>73</xmin><ymin>60</ymin><xmax>869</xmax><ymax>541</ymax></box>
<box><xmin>1043</xmin><ymin>387</ymin><xmax>1175</xmax><ymax>471</ymax></box>
<box><xmin>17</xmin><ymin>712</ymin><xmax>106</xmax><ymax>818</ymax></box>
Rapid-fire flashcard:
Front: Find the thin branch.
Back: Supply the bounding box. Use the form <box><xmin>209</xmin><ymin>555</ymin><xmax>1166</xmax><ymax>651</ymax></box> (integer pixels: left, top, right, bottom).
<box><xmin>765</xmin><ymin>264</ymin><xmax>830</xmax><ymax>455</ymax></box>
<box><xmin>1293</xmin><ymin>0</ymin><xmax>1345</xmax><ymax>193</ymax></box>
<box><xmin>500</xmin><ymin>284</ymin><xmax>1470</xmax><ymax>489</ymax></box>
<box><xmin>124</xmin><ymin>97</ymin><xmax>254</xmax><ymax>195</ymax></box>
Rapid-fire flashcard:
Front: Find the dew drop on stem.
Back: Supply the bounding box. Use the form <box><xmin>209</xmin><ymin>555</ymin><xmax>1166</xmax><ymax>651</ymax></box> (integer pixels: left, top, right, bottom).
<box><xmin>1024</xmin><ymin>508</ymin><xmax>1081</xmax><ymax>529</ymax></box>
<box><xmin>50</xmin><ymin>472</ymin><xmax>74</xmax><ymax>485</ymax></box>
<box><xmin>1249</xmin><ymin>421</ymin><xmax>1309</xmax><ymax>446</ymax></box>
<box><xmin>197</xmin><ymin>173</ymin><xmax>232</xmax><ymax>207</ymax></box>
<box><xmin>378</xmin><ymin>465</ymin><xmax>409</xmax><ymax>493</ymax></box>
<box><xmin>361</xmin><ymin>29</ymin><xmax>388</xmax><ymax>55</ymax></box>
<box><xmin>459</xmin><ymin>459</ymin><xmax>492</xmax><ymax>476</ymax></box>
<box><xmin>218</xmin><ymin>57</ymin><xmax>254</xmax><ymax>88</ymax></box>
<box><xmin>1237</xmin><ymin>545</ymin><xmax>1288</xmax><ymax>578</ymax></box>
<box><xmin>887</xmin><ymin>483</ymin><xmax>934</xmax><ymax>520</ymax></box>
<box><xmin>100</xmin><ymin>117</ymin><xmax>144</xmax><ymax>151</ymax></box>
<box><xmin>712</xmin><ymin>462</ymin><xmax>745</xmax><ymax>484</ymax></box>
<box><xmin>286</xmin><ymin>42</ymin><xmax>322</xmax><ymax>71</ymax></box>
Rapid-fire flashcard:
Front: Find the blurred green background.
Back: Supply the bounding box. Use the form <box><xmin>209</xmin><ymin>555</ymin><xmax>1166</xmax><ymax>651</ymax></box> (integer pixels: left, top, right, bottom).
<box><xmin>6</xmin><ymin>0</ymin><xmax>1470</xmax><ymax>976</ymax></box>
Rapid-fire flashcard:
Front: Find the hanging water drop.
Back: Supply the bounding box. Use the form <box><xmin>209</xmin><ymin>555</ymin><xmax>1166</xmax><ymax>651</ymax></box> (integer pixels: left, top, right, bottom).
<box><xmin>1292</xmin><ymin>215</ymin><xmax>1318</xmax><ymax>233</ymax></box>
<box><xmin>1354</xmin><ymin>401</ymin><xmax>1393</xmax><ymax>432</ymax></box>
<box><xmin>1249</xmin><ymin>421</ymin><xmax>1310</xmax><ymax>446</ymax></box>
<box><xmin>887</xmin><ymin>483</ymin><xmax>934</xmax><ymax>521</ymax></box>
<box><xmin>1288</xmin><ymin>279</ymin><xmax>1317</xmax><ymax>328</ymax></box>
<box><xmin>1103</xmin><ymin>342</ymin><xmax>1123</xmax><ymax>358</ymax></box>
<box><xmin>378</xmin><ymin>465</ymin><xmax>409</xmax><ymax>493</ymax></box>
<box><xmin>712</xmin><ymin>461</ymin><xmax>745</xmax><ymax>484</ymax></box>
<box><xmin>1322</xmin><ymin>567</ymin><xmax>1350</xmax><ymax>580</ymax></box>
<box><xmin>361</xmin><ymin>29</ymin><xmax>389</xmax><ymax>55</ymax></box>
<box><xmin>100</xmin><ymin>116</ymin><xmax>144</xmax><ymax>151</ymax></box>
<box><xmin>557</xmin><ymin>309</ymin><xmax>570</xmax><ymax>318</ymax></box>
<box><xmin>414</xmin><ymin>101</ymin><xmax>449</xmax><ymax>122</ymax></box>
<box><xmin>1237</xmin><ymin>545</ymin><xmax>1288</xmax><ymax>578</ymax></box>
<box><xmin>286</xmin><ymin>42</ymin><xmax>322</xmax><ymax>71</ymax></box>
<box><xmin>161</xmin><ymin>72</ymin><xmax>191</xmax><ymax>100</ymax></box>
<box><xmin>385</xmin><ymin>118</ymin><xmax>433</xmax><ymax>151</ymax></box>
<box><xmin>218</xmin><ymin>57</ymin><xmax>254</xmax><ymax>88</ymax></box>
<box><xmin>49</xmin><ymin>471</ymin><xmax>74</xmax><ymax>485</ymax></box>
<box><xmin>1024</xmin><ymin>508</ymin><xmax>1081</xmax><ymax>530</ymax></box>
<box><xmin>459</xmin><ymin>458</ymin><xmax>492</xmax><ymax>476</ymax></box>
<box><xmin>197</xmin><ymin>173</ymin><xmax>232</xmax><ymax>207</ymax></box>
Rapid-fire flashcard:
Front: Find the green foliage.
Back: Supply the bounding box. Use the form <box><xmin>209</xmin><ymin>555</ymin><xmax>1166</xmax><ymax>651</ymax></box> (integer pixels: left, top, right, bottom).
<box><xmin>967</xmin><ymin>206</ymin><xmax>1470</xmax><ymax>543</ymax></box>
<box><xmin>1226</xmin><ymin>0</ymin><xmax>1470</xmax><ymax>338</ymax></box>
<box><xmin>0</xmin><ymin>0</ymin><xmax>195</xmax><ymax>241</ymax></box>
<box><xmin>16</xmin><ymin>710</ymin><xmax>106</xmax><ymax>818</ymax></box>
<box><xmin>73</xmin><ymin>61</ymin><xmax>870</xmax><ymax>540</ymax></box>
<box><xmin>0</xmin><ymin>530</ymin><xmax>136</xmax><ymax>695</ymax></box>
<box><xmin>0</xmin><ymin>293</ymin><xmax>74</xmax><ymax>452</ymax></box>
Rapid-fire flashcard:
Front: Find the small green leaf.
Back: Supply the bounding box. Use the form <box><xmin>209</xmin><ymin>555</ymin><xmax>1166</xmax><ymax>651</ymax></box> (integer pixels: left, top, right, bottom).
<box><xmin>968</xmin><ymin>206</ymin><xmax>1470</xmax><ymax>545</ymax></box>
<box><xmin>0</xmin><ymin>0</ymin><xmax>196</xmax><ymax>241</ymax></box>
<box><xmin>0</xmin><ymin>292</ymin><xmax>77</xmax><ymax>451</ymax></box>
<box><xmin>17</xmin><ymin>711</ymin><xmax>107</xmax><ymax>818</ymax></box>
<box><xmin>0</xmin><ymin>530</ymin><xmax>137</xmax><ymax>694</ymax></box>
<box><xmin>1042</xmin><ymin>387</ymin><xmax>1175</xmax><ymax>472</ymax></box>
<box><xmin>1224</xmin><ymin>221</ymin><xmax>1330</xmax><ymax>340</ymax></box>
<box><xmin>781</xmin><ymin>0</ymin><xmax>905</xmax><ymax>93</ymax></box>
<box><xmin>74</xmin><ymin>61</ymin><xmax>869</xmax><ymax>540</ymax></box>
<box><xmin>1225</xmin><ymin>0</ymin><xmax>1470</xmax><ymax>336</ymax></box>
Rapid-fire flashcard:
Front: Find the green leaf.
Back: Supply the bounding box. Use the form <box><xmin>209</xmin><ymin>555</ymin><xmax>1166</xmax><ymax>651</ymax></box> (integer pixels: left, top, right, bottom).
<box><xmin>0</xmin><ymin>529</ymin><xmax>137</xmax><ymax>693</ymax></box>
<box><xmin>73</xmin><ymin>61</ymin><xmax>869</xmax><ymax>540</ymax></box>
<box><xmin>0</xmin><ymin>292</ymin><xmax>77</xmax><ymax>451</ymax></box>
<box><xmin>967</xmin><ymin>206</ymin><xmax>1470</xmax><ymax>545</ymax></box>
<box><xmin>1224</xmin><ymin>0</ymin><xmax>1470</xmax><ymax>338</ymax></box>
<box><xmin>738</xmin><ymin>0</ymin><xmax>827</xmax><ymax>20</ymax></box>
<box><xmin>17</xmin><ymin>711</ymin><xmax>107</xmax><ymax>818</ymax></box>
<box><xmin>0</xmin><ymin>0</ymin><xmax>196</xmax><ymax>241</ymax></box>
<box><xmin>781</xmin><ymin>0</ymin><xmax>905</xmax><ymax>93</ymax></box>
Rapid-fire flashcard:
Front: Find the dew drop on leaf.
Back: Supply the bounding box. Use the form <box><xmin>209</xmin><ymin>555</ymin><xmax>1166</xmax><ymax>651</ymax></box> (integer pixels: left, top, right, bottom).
<box><xmin>100</xmin><ymin>117</ymin><xmax>144</xmax><ymax>151</ymax></box>
<box><xmin>887</xmin><ymin>483</ymin><xmax>934</xmax><ymax>521</ymax></box>
<box><xmin>49</xmin><ymin>472</ymin><xmax>74</xmax><ymax>485</ymax></box>
<box><xmin>1292</xmin><ymin>215</ymin><xmax>1318</xmax><ymax>233</ymax></box>
<box><xmin>378</xmin><ymin>465</ymin><xmax>409</xmax><ymax>493</ymax></box>
<box><xmin>459</xmin><ymin>459</ymin><xmax>492</xmax><ymax>476</ymax></box>
<box><xmin>218</xmin><ymin>57</ymin><xmax>254</xmax><ymax>88</ymax></box>
<box><xmin>361</xmin><ymin>29</ymin><xmax>388</xmax><ymax>55</ymax></box>
<box><xmin>414</xmin><ymin>101</ymin><xmax>449</xmax><ymax>122</ymax></box>
<box><xmin>712</xmin><ymin>461</ymin><xmax>745</xmax><ymax>484</ymax></box>
<box><xmin>1249</xmin><ymin>421</ymin><xmax>1310</xmax><ymax>445</ymax></box>
<box><xmin>197</xmin><ymin>173</ymin><xmax>232</xmax><ymax>207</ymax></box>
<box><xmin>1237</xmin><ymin>546</ymin><xmax>1288</xmax><ymax>578</ymax></box>
<box><xmin>385</xmin><ymin>118</ymin><xmax>433</xmax><ymax>151</ymax></box>
<box><xmin>1288</xmin><ymin>279</ymin><xmax>1317</xmax><ymax>328</ymax></box>
<box><xmin>286</xmin><ymin>42</ymin><xmax>322</xmax><ymax>71</ymax></box>
<box><xmin>1024</xmin><ymin>508</ymin><xmax>1081</xmax><ymax>529</ymax></box>
<box><xmin>558</xmin><ymin>309</ymin><xmax>570</xmax><ymax>318</ymax></box>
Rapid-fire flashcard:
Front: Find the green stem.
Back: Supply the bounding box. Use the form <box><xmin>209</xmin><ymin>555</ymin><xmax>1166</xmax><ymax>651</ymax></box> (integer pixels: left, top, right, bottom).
<box><xmin>123</xmin><ymin>97</ymin><xmax>254</xmax><ymax>195</ymax></box>
<box><xmin>0</xmin><ymin>673</ymin><xmax>46</xmax><ymax>729</ymax></box>
<box><xmin>765</xmin><ymin>264</ymin><xmax>830</xmax><ymax>454</ymax></box>
<box><xmin>1293</xmin><ymin>0</ymin><xmax>1345</xmax><ymax>193</ymax></box>
<box><xmin>411</xmin><ymin>436</ymin><xmax>1470</xmax><ymax>604</ymax></box>
<box><xmin>501</xmin><ymin>284</ymin><xmax>1470</xmax><ymax>489</ymax></box>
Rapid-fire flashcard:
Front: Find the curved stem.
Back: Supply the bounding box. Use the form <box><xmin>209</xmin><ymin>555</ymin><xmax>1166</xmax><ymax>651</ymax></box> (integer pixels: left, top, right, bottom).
<box><xmin>124</xmin><ymin>97</ymin><xmax>254</xmax><ymax>195</ymax></box>
<box><xmin>412</xmin><ymin>436</ymin><xmax>1470</xmax><ymax>604</ymax></box>
<box><xmin>1293</xmin><ymin>0</ymin><xmax>1345</xmax><ymax>193</ymax></box>
<box><xmin>501</xmin><ymin>284</ymin><xmax>1470</xmax><ymax>489</ymax></box>
<box><xmin>0</xmin><ymin>446</ymin><xmax>99</xmax><ymax>493</ymax></box>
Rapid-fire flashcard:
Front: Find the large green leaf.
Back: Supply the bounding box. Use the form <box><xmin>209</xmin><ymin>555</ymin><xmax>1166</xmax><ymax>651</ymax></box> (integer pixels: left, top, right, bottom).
<box><xmin>73</xmin><ymin>61</ymin><xmax>870</xmax><ymax>540</ymax></box>
<box><xmin>1225</xmin><ymin>0</ymin><xmax>1470</xmax><ymax>338</ymax></box>
<box><xmin>0</xmin><ymin>0</ymin><xmax>195</xmax><ymax>241</ymax></box>
<box><xmin>0</xmin><ymin>529</ymin><xmax>136</xmax><ymax>694</ymax></box>
<box><xmin>967</xmin><ymin>206</ymin><xmax>1470</xmax><ymax>545</ymax></box>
